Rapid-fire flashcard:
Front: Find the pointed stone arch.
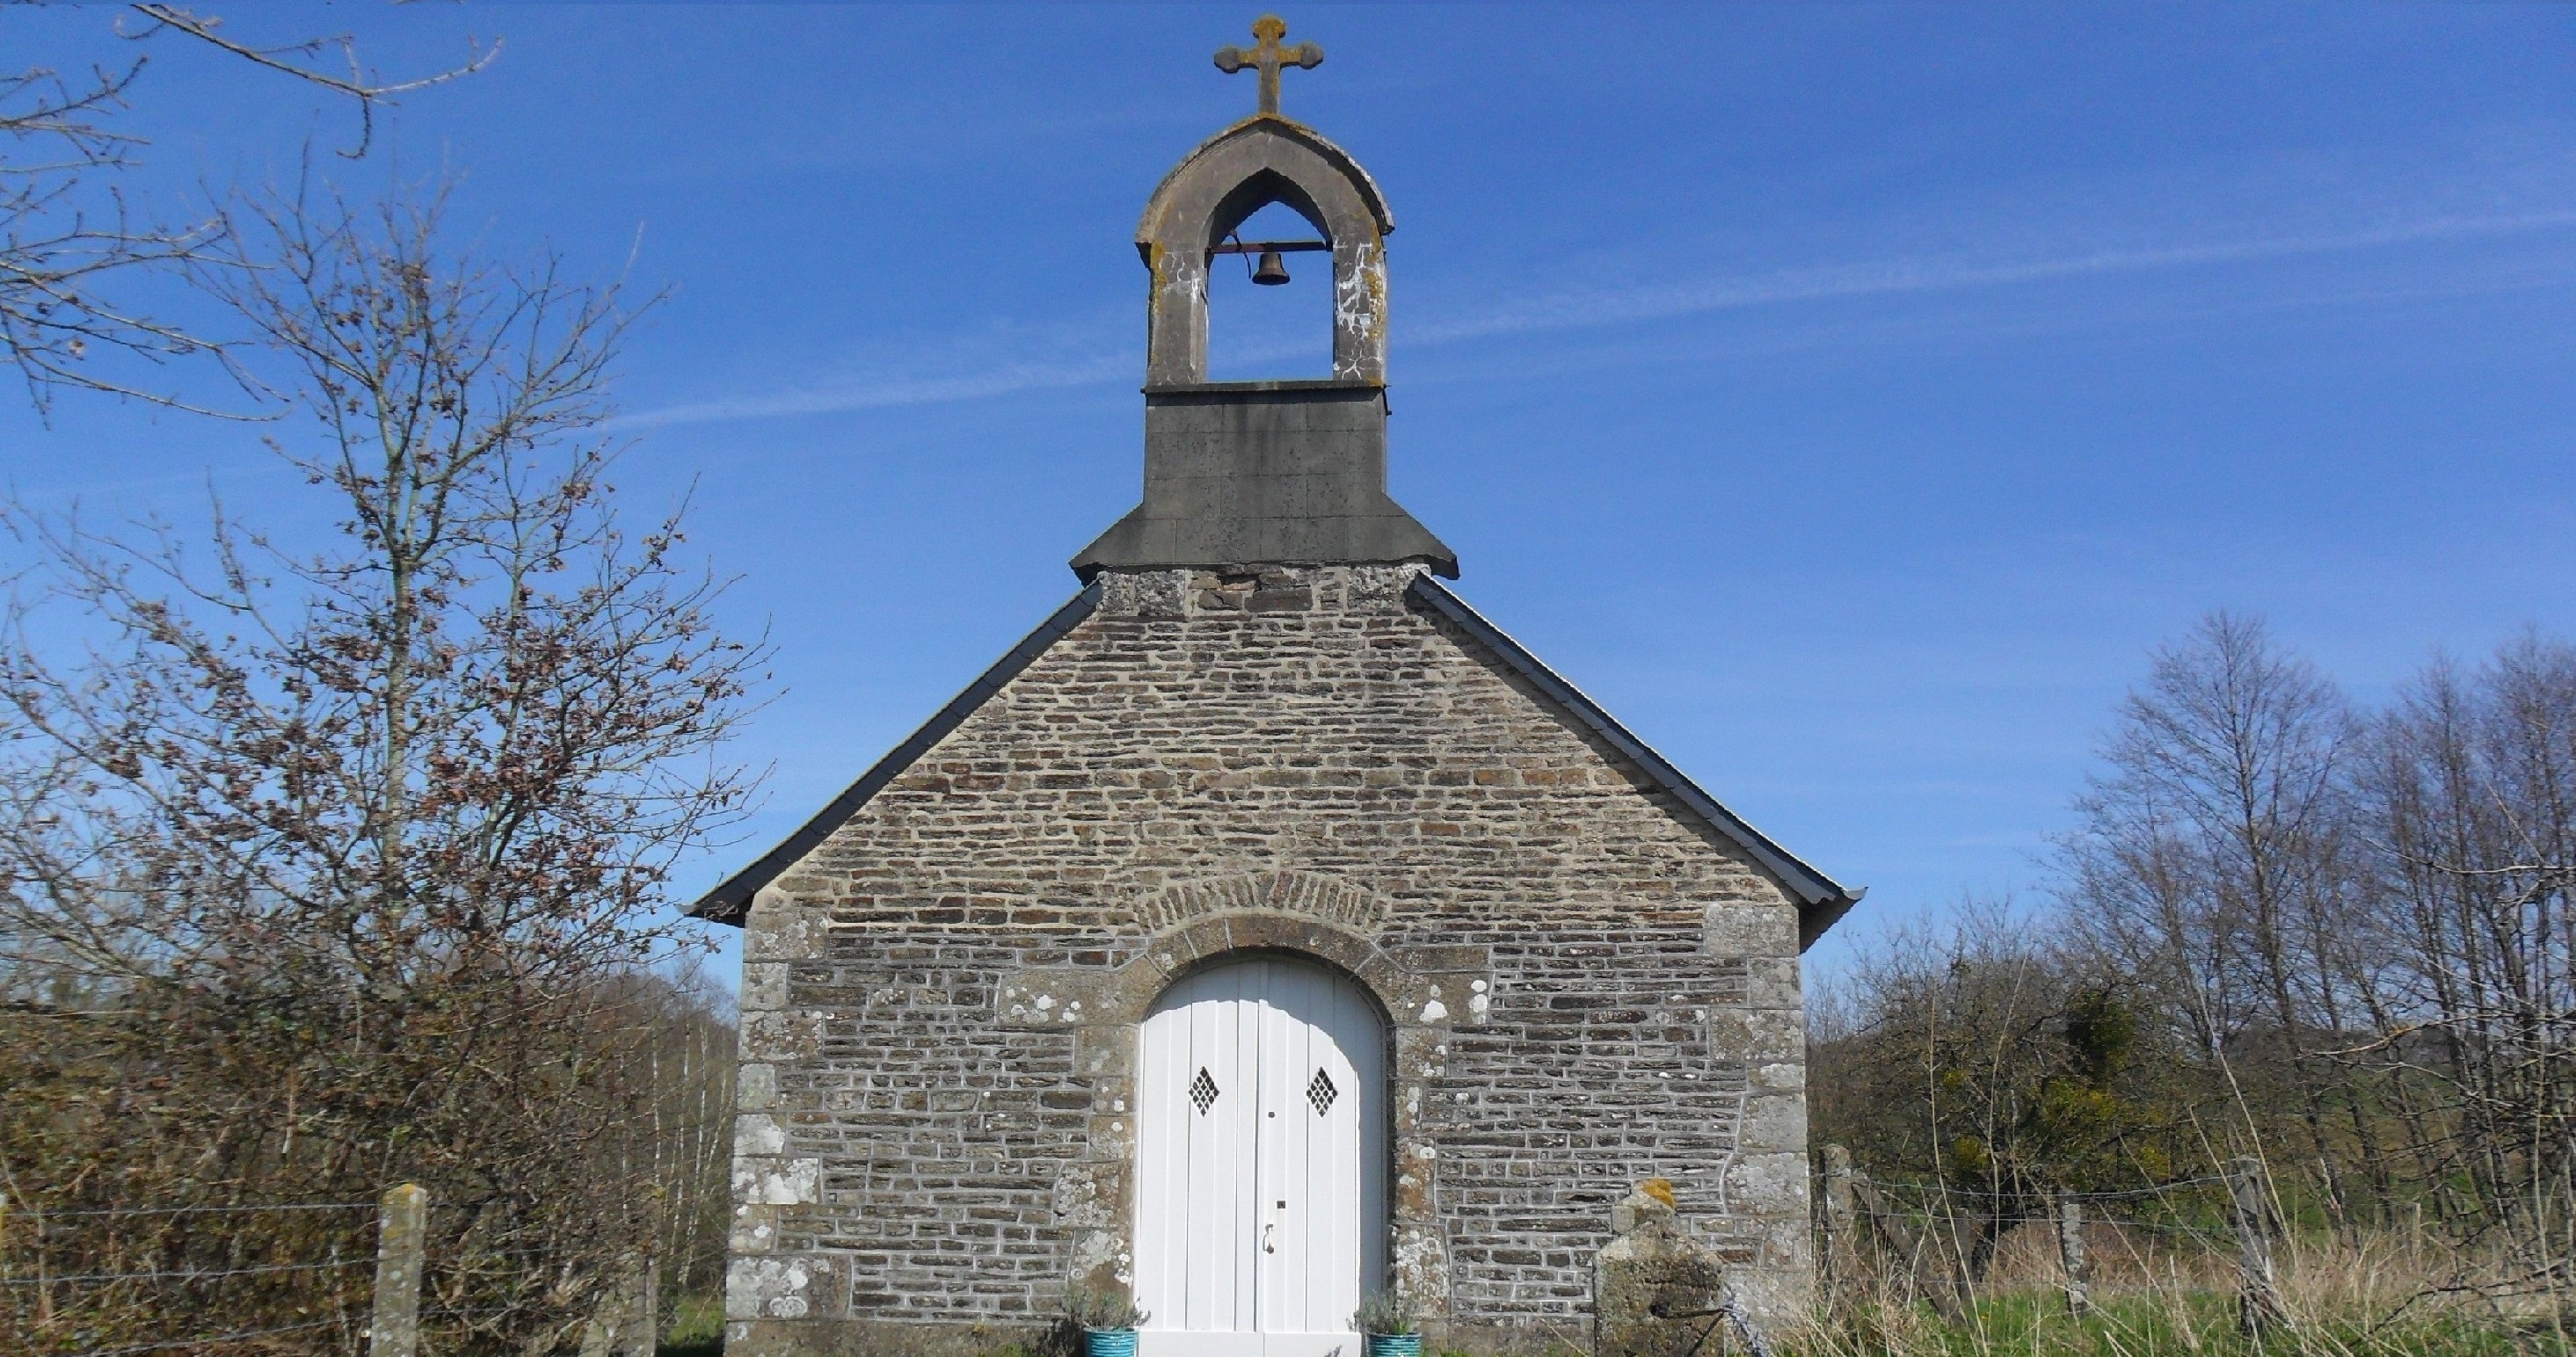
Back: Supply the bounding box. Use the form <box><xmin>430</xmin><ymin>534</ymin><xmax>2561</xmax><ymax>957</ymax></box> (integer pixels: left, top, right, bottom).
<box><xmin>1137</xmin><ymin>116</ymin><xmax>1394</xmax><ymax>387</ymax></box>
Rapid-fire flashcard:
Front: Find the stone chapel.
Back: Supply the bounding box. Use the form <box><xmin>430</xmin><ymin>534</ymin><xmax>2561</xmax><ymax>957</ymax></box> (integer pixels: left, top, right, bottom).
<box><xmin>707</xmin><ymin>18</ymin><xmax>1860</xmax><ymax>1356</ymax></box>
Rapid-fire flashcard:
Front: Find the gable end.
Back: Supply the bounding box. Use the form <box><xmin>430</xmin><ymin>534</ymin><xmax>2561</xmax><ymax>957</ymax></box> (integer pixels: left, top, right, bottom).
<box><xmin>690</xmin><ymin>572</ymin><xmax>1861</xmax><ymax>950</ymax></box>
<box><xmin>687</xmin><ymin>582</ymin><xmax>1103</xmax><ymax>925</ymax></box>
<box><xmin>1404</xmin><ymin>575</ymin><xmax>1861</xmax><ymax>950</ymax></box>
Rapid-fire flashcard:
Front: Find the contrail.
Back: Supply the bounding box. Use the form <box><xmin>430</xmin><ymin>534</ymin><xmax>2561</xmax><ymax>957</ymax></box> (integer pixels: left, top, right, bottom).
<box><xmin>617</xmin><ymin>207</ymin><xmax>2576</xmax><ymax>428</ymax></box>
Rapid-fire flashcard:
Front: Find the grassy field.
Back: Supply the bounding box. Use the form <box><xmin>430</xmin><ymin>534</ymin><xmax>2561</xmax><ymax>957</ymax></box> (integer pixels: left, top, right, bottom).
<box><xmin>1794</xmin><ymin>1287</ymin><xmax>2567</xmax><ymax>1357</ymax></box>
<box><xmin>726</xmin><ymin>1288</ymin><xmax>2565</xmax><ymax>1357</ymax></box>
<box><xmin>674</xmin><ymin>1251</ymin><xmax>2570</xmax><ymax>1357</ymax></box>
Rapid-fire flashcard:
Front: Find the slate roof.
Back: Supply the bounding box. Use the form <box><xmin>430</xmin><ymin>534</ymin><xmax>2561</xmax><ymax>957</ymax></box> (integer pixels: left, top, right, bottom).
<box><xmin>688</xmin><ymin>576</ymin><xmax>1860</xmax><ymax>950</ymax></box>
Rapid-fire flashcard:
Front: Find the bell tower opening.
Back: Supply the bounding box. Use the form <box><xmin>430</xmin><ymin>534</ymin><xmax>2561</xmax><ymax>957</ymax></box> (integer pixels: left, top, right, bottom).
<box><xmin>1207</xmin><ymin>199</ymin><xmax>1334</xmax><ymax>381</ymax></box>
<box><xmin>1072</xmin><ymin>12</ymin><xmax>1458</xmax><ymax>581</ymax></box>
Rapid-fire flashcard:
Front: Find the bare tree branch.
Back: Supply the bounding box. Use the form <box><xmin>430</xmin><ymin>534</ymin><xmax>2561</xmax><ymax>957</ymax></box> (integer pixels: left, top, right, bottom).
<box><xmin>4</xmin><ymin>6</ymin><xmax>493</xmax><ymax>417</ymax></box>
<box><xmin>122</xmin><ymin>5</ymin><xmax>499</xmax><ymax>160</ymax></box>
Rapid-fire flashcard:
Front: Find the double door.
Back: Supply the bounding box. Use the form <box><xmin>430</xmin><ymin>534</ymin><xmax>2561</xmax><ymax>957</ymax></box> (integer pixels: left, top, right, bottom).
<box><xmin>1133</xmin><ymin>956</ymin><xmax>1387</xmax><ymax>1357</ymax></box>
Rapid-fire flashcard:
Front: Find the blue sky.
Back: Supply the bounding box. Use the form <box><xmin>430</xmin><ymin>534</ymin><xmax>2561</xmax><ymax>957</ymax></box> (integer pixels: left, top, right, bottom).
<box><xmin>9</xmin><ymin>4</ymin><xmax>2576</xmax><ymax>983</ymax></box>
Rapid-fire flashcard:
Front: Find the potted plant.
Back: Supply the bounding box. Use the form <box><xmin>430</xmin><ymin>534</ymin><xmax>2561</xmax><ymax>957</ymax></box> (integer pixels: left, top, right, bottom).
<box><xmin>1351</xmin><ymin>1289</ymin><xmax>1421</xmax><ymax>1357</ymax></box>
<box><xmin>1066</xmin><ymin>1285</ymin><xmax>1149</xmax><ymax>1357</ymax></box>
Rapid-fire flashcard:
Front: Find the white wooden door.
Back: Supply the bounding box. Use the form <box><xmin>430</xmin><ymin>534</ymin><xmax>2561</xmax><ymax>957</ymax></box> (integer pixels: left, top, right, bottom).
<box><xmin>1134</xmin><ymin>956</ymin><xmax>1386</xmax><ymax>1357</ymax></box>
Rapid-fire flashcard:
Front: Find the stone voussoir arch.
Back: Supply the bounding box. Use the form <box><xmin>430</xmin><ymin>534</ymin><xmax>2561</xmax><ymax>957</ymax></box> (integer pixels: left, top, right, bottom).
<box><xmin>993</xmin><ymin>870</ymin><xmax>1483</xmax><ymax>1034</ymax></box>
<box><xmin>1132</xmin><ymin>868</ymin><xmax>1391</xmax><ymax>937</ymax></box>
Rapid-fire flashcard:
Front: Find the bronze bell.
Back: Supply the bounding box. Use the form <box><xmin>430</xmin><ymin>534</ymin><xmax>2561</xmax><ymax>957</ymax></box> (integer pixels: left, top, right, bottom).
<box><xmin>1251</xmin><ymin>250</ymin><xmax>1292</xmax><ymax>286</ymax></box>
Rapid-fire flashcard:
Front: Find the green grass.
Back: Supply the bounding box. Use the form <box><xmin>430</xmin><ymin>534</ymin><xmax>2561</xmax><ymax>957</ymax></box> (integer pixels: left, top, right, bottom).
<box><xmin>659</xmin><ymin>1293</ymin><xmax>725</xmax><ymax>1357</ymax></box>
<box><xmin>1790</xmin><ymin>1288</ymin><xmax>2567</xmax><ymax>1357</ymax></box>
<box><xmin>640</xmin><ymin>1287</ymin><xmax>2564</xmax><ymax>1357</ymax></box>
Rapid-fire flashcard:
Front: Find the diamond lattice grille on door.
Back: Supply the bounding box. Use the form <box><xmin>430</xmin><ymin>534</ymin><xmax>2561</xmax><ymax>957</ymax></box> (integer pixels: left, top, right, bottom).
<box><xmin>1190</xmin><ymin>1066</ymin><xmax>1219</xmax><ymax>1114</ymax></box>
<box><xmin>1307</xmin><ymin>1067</ymin><xmax>1337</xmax><ymax>1115</ymax></box>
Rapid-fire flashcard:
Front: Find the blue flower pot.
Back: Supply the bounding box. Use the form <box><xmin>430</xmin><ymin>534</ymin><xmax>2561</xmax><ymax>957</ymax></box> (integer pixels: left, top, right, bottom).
<box><xmin>1364</xmin><ymin>1335</ymin><xmax>1422</xmax><ymax>1357</ymax></box>
<box><xmin>1084</xmin><ymin>1328</ymin><xmax>1139</xmax><ymax>1357</ymax></box>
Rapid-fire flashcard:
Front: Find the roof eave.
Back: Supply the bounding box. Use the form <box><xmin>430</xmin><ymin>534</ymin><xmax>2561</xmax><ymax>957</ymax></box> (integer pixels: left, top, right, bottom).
<box><xmin>686</xmin><ymin>583</ymin><xmax>1105</xmax><ymax>925</ymax></box>
<box><xmin>689</xmin><ymin>574</ymin><xmax>1865</xmax><ymax>953</ymax></box>
<box><xmin>1404</xmin><ymin>575</ymin><xmax>1863</xmax><ymax>953</ymax></box>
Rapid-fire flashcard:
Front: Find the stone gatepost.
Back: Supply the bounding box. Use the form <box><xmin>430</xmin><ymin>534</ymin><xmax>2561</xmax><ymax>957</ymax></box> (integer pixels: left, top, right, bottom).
<box><xmin>1594</xmin><ymin>1179</ymin><xmax>1728</xmax><ymax>1357</ymax></box>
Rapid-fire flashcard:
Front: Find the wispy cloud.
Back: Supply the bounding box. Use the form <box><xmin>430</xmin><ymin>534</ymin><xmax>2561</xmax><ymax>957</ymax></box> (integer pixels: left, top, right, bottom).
<box><xmin>615</xmin><ymin>313</ymin><xmax>1326</xmax><ymax>430</ymax></box>
<box><xmin>1399</xmin><ymin>241</ymin><xmax>2576</xmax><ymax>392</ymax></box>
<box><xmin>1410</xmin><ymin>208</ymin><xmax>2576</xmax><ymax>345</ymax></box>
<box><xmin>615</xmin><ymin>352</ymin><xmax>1132</xmax><ymax>430</ymax></box>
<box><xmin>619</xmin><ymin>204</ymin><xmax>2576</xmax><ymax>430</ymax></box>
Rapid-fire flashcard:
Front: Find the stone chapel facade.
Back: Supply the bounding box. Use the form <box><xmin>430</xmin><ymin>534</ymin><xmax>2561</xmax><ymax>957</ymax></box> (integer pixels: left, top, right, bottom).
<box><xmin>707</xmin><ymin>21</ymin><xmax>1859</xmax><ymax>1356</ymax></box>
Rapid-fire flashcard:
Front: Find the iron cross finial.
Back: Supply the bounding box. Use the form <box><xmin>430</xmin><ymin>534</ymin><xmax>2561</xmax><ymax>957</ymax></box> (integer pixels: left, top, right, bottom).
<box><xmin>1215</xmin><ymin>14</ymin><xmax>1322</xmax><ymax>118</ymax></box>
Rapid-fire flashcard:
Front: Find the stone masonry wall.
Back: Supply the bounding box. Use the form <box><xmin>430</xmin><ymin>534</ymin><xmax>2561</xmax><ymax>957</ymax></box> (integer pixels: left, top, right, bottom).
<box><xmin>727</xmin><ymin>564</ymin><xmax>1811</xmax><ymax>1355</ymax></box>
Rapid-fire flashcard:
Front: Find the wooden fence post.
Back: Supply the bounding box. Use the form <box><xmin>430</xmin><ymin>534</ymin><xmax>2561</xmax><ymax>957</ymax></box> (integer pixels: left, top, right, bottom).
<box><xmin>2228</xmin><ymin>1157</ymin><xmax>2287</xmax><ymax>1339</ymax></box>
<box><xmin>1819</xmin><ymin>1144</ymin><xmax>1858</xmax><ymax>1297</ymax></box>
<box><xmin>371</xmin><ymin>1183</ymin><xmax>428</xmax><ymax>1357</ymax></box>
<box><xmin>2055</xmin><ymin>1195</ymin><xmax>2091</xmax><ymax>1317</ymax></box>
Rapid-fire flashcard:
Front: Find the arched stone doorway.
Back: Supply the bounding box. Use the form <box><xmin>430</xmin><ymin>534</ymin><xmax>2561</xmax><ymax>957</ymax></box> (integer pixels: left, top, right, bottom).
<box><xmin>1133</xmin><ymin>954</ymin><xmax>1389</xmax><ymax>1357</ymax></box>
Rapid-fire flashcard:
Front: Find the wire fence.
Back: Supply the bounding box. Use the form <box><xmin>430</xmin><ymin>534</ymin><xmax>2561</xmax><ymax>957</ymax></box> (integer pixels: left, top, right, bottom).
<box><xmin>33</xmin><ymin>1202</ymin><xmax>380</xmax><ymax>1221</ymax></box>
<box><xmin>1809</xmin><ymin>1148</ymin><xmax>2446</xmax><ymax>1339</ymax></box>
<box><xmin>84</xmin><ymin>1318</ymin><xmax>352</xmax><ymax>1357</ymax></box>
<box><xmin>0</xmin><ymin>1195</ymin><xmax>376</xmax><ymax>1357</ymax></box>
<box><xmin>0</xmin><ymin>1187</ymin><xmax>673</xmax><ymax>1357</ymax></box>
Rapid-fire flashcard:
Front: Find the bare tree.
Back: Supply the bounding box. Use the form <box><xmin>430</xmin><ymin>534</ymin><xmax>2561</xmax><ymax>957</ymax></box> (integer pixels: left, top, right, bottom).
<box><xmin>1817</xmin><ymin>616</ymin><xmax>2573</xmax><ymax>1331</ymax></box>
<box><xmin>0</xmin><ymin>182</ymin><xmax>763</xmax><ymax>1354</ymax></box>
<box><xmin>2356</xmin><ymin>637</ymin><xmax>2576</xmax><ymax>1289</ymax></box>
<box><xmin>2</xmin><ymin>6</ymin><xmax>491</xmax><ymax>413</ymax></box>
<box><xmin>2054</xmin><ymin>612</ymin><xmax>2377</xmax><ymax>1207</ymax></box>
<box><xmin>124</xmin><ymin>5</ymin><xmax>495</xmax><ymax>160</ymax></box>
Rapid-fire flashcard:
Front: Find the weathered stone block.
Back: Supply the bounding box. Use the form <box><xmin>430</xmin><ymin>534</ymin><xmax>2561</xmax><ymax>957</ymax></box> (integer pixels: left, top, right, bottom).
<box><xmin>739</xmin><ymin>1009</ymin><xmax>826</xmax><ymax>1063</ymax></box>
<box><xmin>740</xmin><ymin>962</ymin><xmax>790</xmax><ymax>1012</ymax></box>
<box><xmin>731</xmin><ymin>1157</ymin><xmax>821</xmax><ymax>1206</ymax></box>
<box><xmin>738</xmin><ymin>1063</ymin><xmax>780</xmax><ymax>1112</ymax></box>
<box><xmin>1722</xmin><ymin>1152</ymin><xmax>1811</xmax><ymax>1217</ymax></box>
<box><xmin>1707</xmin><ymin>1009</ymin><xmax>1803</xmax><ymax>1063</ymax></box>
<box><xmin>1595</xmin><ymin>1182</ymin><xmax>1727</xmax><ymax>1357</ymax></box>
<box><xmin>1745</xmin><ymin>958</ymin><xmax>1801</xmax><ymax>1009</ymax></box>
<box><xmin>733</xmin><ymin>1114</ymin><xmax>788</xmax><ymax>1158</ymax></box>
<box><xmin>1738</xmin><ymin>1095</ymin><xmax>1808</xmax><ymax>1153</ymax></box>
<box><xmin>731</xmin><ymin>1202</ymin><xmax>782</xmax><ymax>1255</ymax></box>
<box><xmin>726</xmin><ymin>1253</ymin><xmax>833</xmax><ymax>1321</ymax></box>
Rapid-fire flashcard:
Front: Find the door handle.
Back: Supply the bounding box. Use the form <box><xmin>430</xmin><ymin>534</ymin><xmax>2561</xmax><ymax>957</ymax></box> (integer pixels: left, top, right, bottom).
<box><xmin>1262</xmin><ymin>1223</ymin><xmax>1276</xmax><ymax>1253</ymax></box>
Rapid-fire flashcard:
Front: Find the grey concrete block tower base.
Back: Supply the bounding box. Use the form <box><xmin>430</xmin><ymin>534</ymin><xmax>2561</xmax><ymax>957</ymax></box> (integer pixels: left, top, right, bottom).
<box><xmin>1073</xmin><ymin>382</ymin><xmax>1454</xmax><ymax>579</ymax></box>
